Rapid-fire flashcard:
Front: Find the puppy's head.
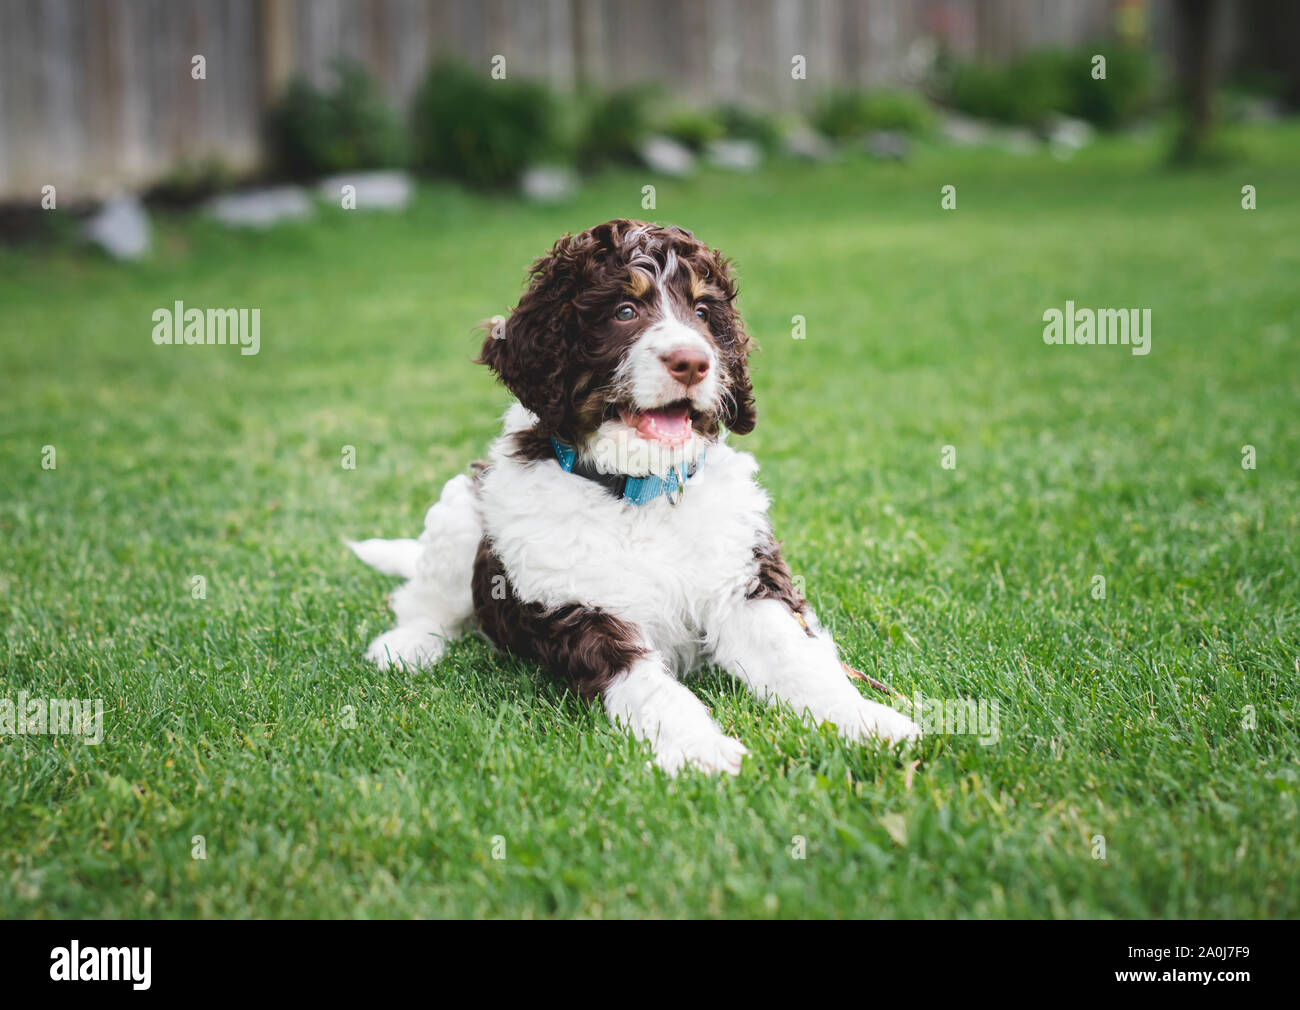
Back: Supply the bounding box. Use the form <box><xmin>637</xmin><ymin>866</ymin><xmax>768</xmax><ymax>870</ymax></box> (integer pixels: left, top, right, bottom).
<box><xmin>478</xmin><ymin>220</ymin><xmax>756</xmax><ymax>470</ymax></box>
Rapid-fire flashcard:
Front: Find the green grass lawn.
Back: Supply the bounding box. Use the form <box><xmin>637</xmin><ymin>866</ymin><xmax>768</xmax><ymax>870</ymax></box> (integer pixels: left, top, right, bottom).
<box><xmin>2</xmin><ymin>124</ymin><xmax>1298</xmax><ymax>919</ymax></box>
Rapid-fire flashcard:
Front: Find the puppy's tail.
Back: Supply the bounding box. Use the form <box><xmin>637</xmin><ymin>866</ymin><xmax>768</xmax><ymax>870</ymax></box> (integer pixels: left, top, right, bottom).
<box><xmin>347</xmin><ymin>537</ymin><xmax>421</xmax><ymax>579</ymax></box>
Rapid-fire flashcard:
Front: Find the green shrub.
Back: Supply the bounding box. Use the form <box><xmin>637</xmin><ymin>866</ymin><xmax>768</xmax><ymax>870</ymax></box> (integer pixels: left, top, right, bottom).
<box><xmin>715</xmin><ymin>103</ymin><xmax>784</xmax><ymax>153</ymax></box>
<box><xmin>412</xmin><ymin>63</ymin><xmax>559</xmax><ymax>187</ymax></box>
<box><xmin>944</xmin><ymin>53</ymin><xmax>1071</xmax><ymax>128</ymax></box>
<box><xmin>573</xmin><ymin>86</ymin><xmax>655</xmax><ymax>170</ymax></box>
<box><xmin>810</xmin><ymin>92</ymin><xmax>861</xmax><ymax>140</ymax></box>
<box><xmin>811</xmin><ymin>89</ymin><xmax>934</xmax><ymax>140</ymax></box>
<box><xmin>269</xmin><ymin>63</ymin><xmax>407</xmax><ymax>178</ymax></box>
<box><xmin>659</xmin><ymin>107</ymin><xmax>724</xmax><ymax>152</ymax></box>
<box><xmin>944</xmin><ymin>45</ymin><xmax>1157</xmax><ymax>130</ymax></box>
<box><xmin>1065</xmin><ymin>45</ymin><xmax>1156</xmax><ymax>129</ymax></box>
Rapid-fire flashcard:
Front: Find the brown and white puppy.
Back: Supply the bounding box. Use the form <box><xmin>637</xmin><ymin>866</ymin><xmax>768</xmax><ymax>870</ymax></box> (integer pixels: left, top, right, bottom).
<box><xmin>351</xmin><ymin>220</ymin><xmax>919</xmax><ymax>774</ymax></box>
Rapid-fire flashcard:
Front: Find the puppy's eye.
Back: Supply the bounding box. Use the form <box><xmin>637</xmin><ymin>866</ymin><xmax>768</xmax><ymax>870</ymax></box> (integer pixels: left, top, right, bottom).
<box><xmin>694</xmin><ymin>304</ymin><xmax>710</xmax><ymax>321</ymax></box>
<box><xmin>614</xmin><ymin>303</ymin><xmax>637</xmax><ymax>322</ymax></box>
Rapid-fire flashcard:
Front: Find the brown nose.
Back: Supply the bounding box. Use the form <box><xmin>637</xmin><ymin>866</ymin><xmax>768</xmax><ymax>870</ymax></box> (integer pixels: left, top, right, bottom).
<box><xmin>661</xmin><ymin>346</ymin><xmax>710</xmax><ymax>388</ymax></box>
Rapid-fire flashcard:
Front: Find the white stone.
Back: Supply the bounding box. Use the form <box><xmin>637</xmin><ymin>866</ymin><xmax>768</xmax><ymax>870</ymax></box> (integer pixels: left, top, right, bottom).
<box><xmin>204</xmin><ymin>186</ymin><xmax>314</xmax><ymax>228</ymax></box>
<box><xmin>783</xmin><ymin>125</ymin><xmax>833</xmax><ymax>161</ymax></box>
<box><xmin>639</xmin><ymin>135</ymin><xmax>696</xmax><ymax>177</ymax></box>
<box><xmin>865</xmin><ymin>130</ymin><xmax>909</xmax><ymax>160</ymax></box>
<box><xmin>705</xmin><ymin>139</ymin><xmax>761</xmax><ymax>172</ymax></box>
<box><xmin>1047</xmin><ymin>116</ymin><xmax>1095</xmax><ymax>158</ymax></box>
<box><xmin>318</xmin><ymin>171</ymin><xmax>413</xmax><ymax>210</ymax></box>
<box><xmin>83</xmin><ymin>195</ymin><xmax>151</xmax><ymax>260</ymax></box>
<box><xmin>941</xmin><ymin>114</ymin><xmax>992</xmax><ymax>146</ymax></box>
<box><xmin>520</xmin><ymin>165</ymin><xmax>577</xmax><ymax>203</ymax></box>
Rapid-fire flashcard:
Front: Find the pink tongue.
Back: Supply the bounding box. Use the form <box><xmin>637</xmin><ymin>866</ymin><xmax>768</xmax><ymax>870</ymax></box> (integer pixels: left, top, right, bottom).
<box><xmin>637</xmin><ymin>405</ymin><xmax>692</xmax><ymax>442</ymax></box>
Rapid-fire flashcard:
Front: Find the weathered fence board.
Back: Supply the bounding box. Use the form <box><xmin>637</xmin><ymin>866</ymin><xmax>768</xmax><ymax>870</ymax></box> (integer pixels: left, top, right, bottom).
<box><xmin>0</xmin><ymin>0</ymin><xmax>1143</xmax><ymax>202</ymax></box>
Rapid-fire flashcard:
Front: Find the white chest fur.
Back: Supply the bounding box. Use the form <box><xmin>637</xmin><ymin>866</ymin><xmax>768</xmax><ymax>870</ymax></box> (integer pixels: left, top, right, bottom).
<box><xmin>477</xmin><ymin>427</ymin><xmax>773</xmax><ymax>670</ymax></box>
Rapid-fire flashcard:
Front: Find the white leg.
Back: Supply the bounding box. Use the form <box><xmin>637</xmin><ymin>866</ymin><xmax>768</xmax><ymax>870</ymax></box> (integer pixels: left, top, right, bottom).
<box><xmin>364</xmin><ymin>601</ymin><xmax>456</xmax><ymax>670</ymax></box>
<box><xmin>357</xmin><ymin>474</ymin><xmax>481</xmax><ymax>671</ymax></box>
<box><xmin>604</xmin><ymin>658</ymin><xmax>749</xmax><ymax>776</ymax></box>
<box><xmin>364</xmin><ymin>567</ymin><xmax>470</xmax><ymax>671</ymax></box>
<box><xmin>710</xmin><ymin>598</ymin><xmax>920</xmax><ymax>745</ymax></box>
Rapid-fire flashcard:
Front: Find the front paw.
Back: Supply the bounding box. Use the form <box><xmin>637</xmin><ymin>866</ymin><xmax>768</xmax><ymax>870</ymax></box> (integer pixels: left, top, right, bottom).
<box><xmin>365</xmin><ymin>627</ymin><xmax>445</xmax><ymax>671</ymax></box>
<box><xmin>824</xmin><ymin>695</ymin><xmax>920</xmax><ymax>746</ymax></box>
<box><xmin>652</xmin><ymin>732</ymin><xmax>750</xmax><ymax>776</ymax></box>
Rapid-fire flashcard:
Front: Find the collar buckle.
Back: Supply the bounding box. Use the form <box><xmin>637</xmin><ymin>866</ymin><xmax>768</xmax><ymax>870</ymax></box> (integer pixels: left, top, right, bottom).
<box><xmin>665</xmin><ymin>464</ymin><xmax>687</xmax><ymax>506</ymax></box>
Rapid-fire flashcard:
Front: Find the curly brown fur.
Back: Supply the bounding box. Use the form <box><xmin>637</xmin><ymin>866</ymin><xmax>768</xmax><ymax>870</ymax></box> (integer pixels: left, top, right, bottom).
<box><xmin>746</xmin><ymin>531</ymin><xmax>814</xmax><ymax>637</ymax></box>
<box><xmin>470</xmin><ymin>537</ymin><xmax>648</xmax><ymax>701</ymax></box>
<box><xmin>507</xmin><ymin>426</ymin><xmax>558</xmax><ymax>463</ymax></box>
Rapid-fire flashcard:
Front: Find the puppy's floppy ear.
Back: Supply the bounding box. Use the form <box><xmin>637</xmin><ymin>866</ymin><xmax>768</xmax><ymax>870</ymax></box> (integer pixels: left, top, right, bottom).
<box><xmin>723</xmin><ymin>337</ymin><xmax>758</xmax><ymax>435</ymax></box>
<box><xmin>477</xmin><ymin>234</ymin><xmax>585</xmax><ymax>432</ymax></box>
<box><xmin>708</xmin><ymin>252</ymin><xmax>758</xmax><ymax>436</ymax></box>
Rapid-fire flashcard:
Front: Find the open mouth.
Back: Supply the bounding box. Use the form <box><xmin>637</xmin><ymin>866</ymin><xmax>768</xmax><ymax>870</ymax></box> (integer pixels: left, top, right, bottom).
<box><xmin>617</xmin><ymin>400</ymin><xmax>694</xmax><ymax>445</ymax></box>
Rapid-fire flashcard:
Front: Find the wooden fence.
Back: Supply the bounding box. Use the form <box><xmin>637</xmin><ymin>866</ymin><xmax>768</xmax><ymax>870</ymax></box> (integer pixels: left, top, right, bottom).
<box><xmin>0</xmin><ymin>0</ymin><xmax>1145</xmax><ymax>201</ymax></box>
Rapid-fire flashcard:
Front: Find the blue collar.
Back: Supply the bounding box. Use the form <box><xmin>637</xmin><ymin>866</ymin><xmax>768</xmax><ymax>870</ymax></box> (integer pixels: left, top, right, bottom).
<box><xmin>551</xmin><ymin>437</ymin><xmax>703</xmax><ymax>507</ymax></box>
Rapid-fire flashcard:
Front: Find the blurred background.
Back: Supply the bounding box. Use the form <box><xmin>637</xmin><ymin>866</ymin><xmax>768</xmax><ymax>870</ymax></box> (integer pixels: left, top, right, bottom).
<box><xmin>1</xmin><ymin>0</ymin><xmax>1298</xmax><ymax>212</ymax></box>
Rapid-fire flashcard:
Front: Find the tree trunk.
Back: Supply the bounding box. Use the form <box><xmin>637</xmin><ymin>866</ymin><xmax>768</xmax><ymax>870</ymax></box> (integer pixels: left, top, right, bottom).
<box><xmin>1171</xmin><ymin>0</ymin><xmax>1219</xmax><ymax>161</ymax></box>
